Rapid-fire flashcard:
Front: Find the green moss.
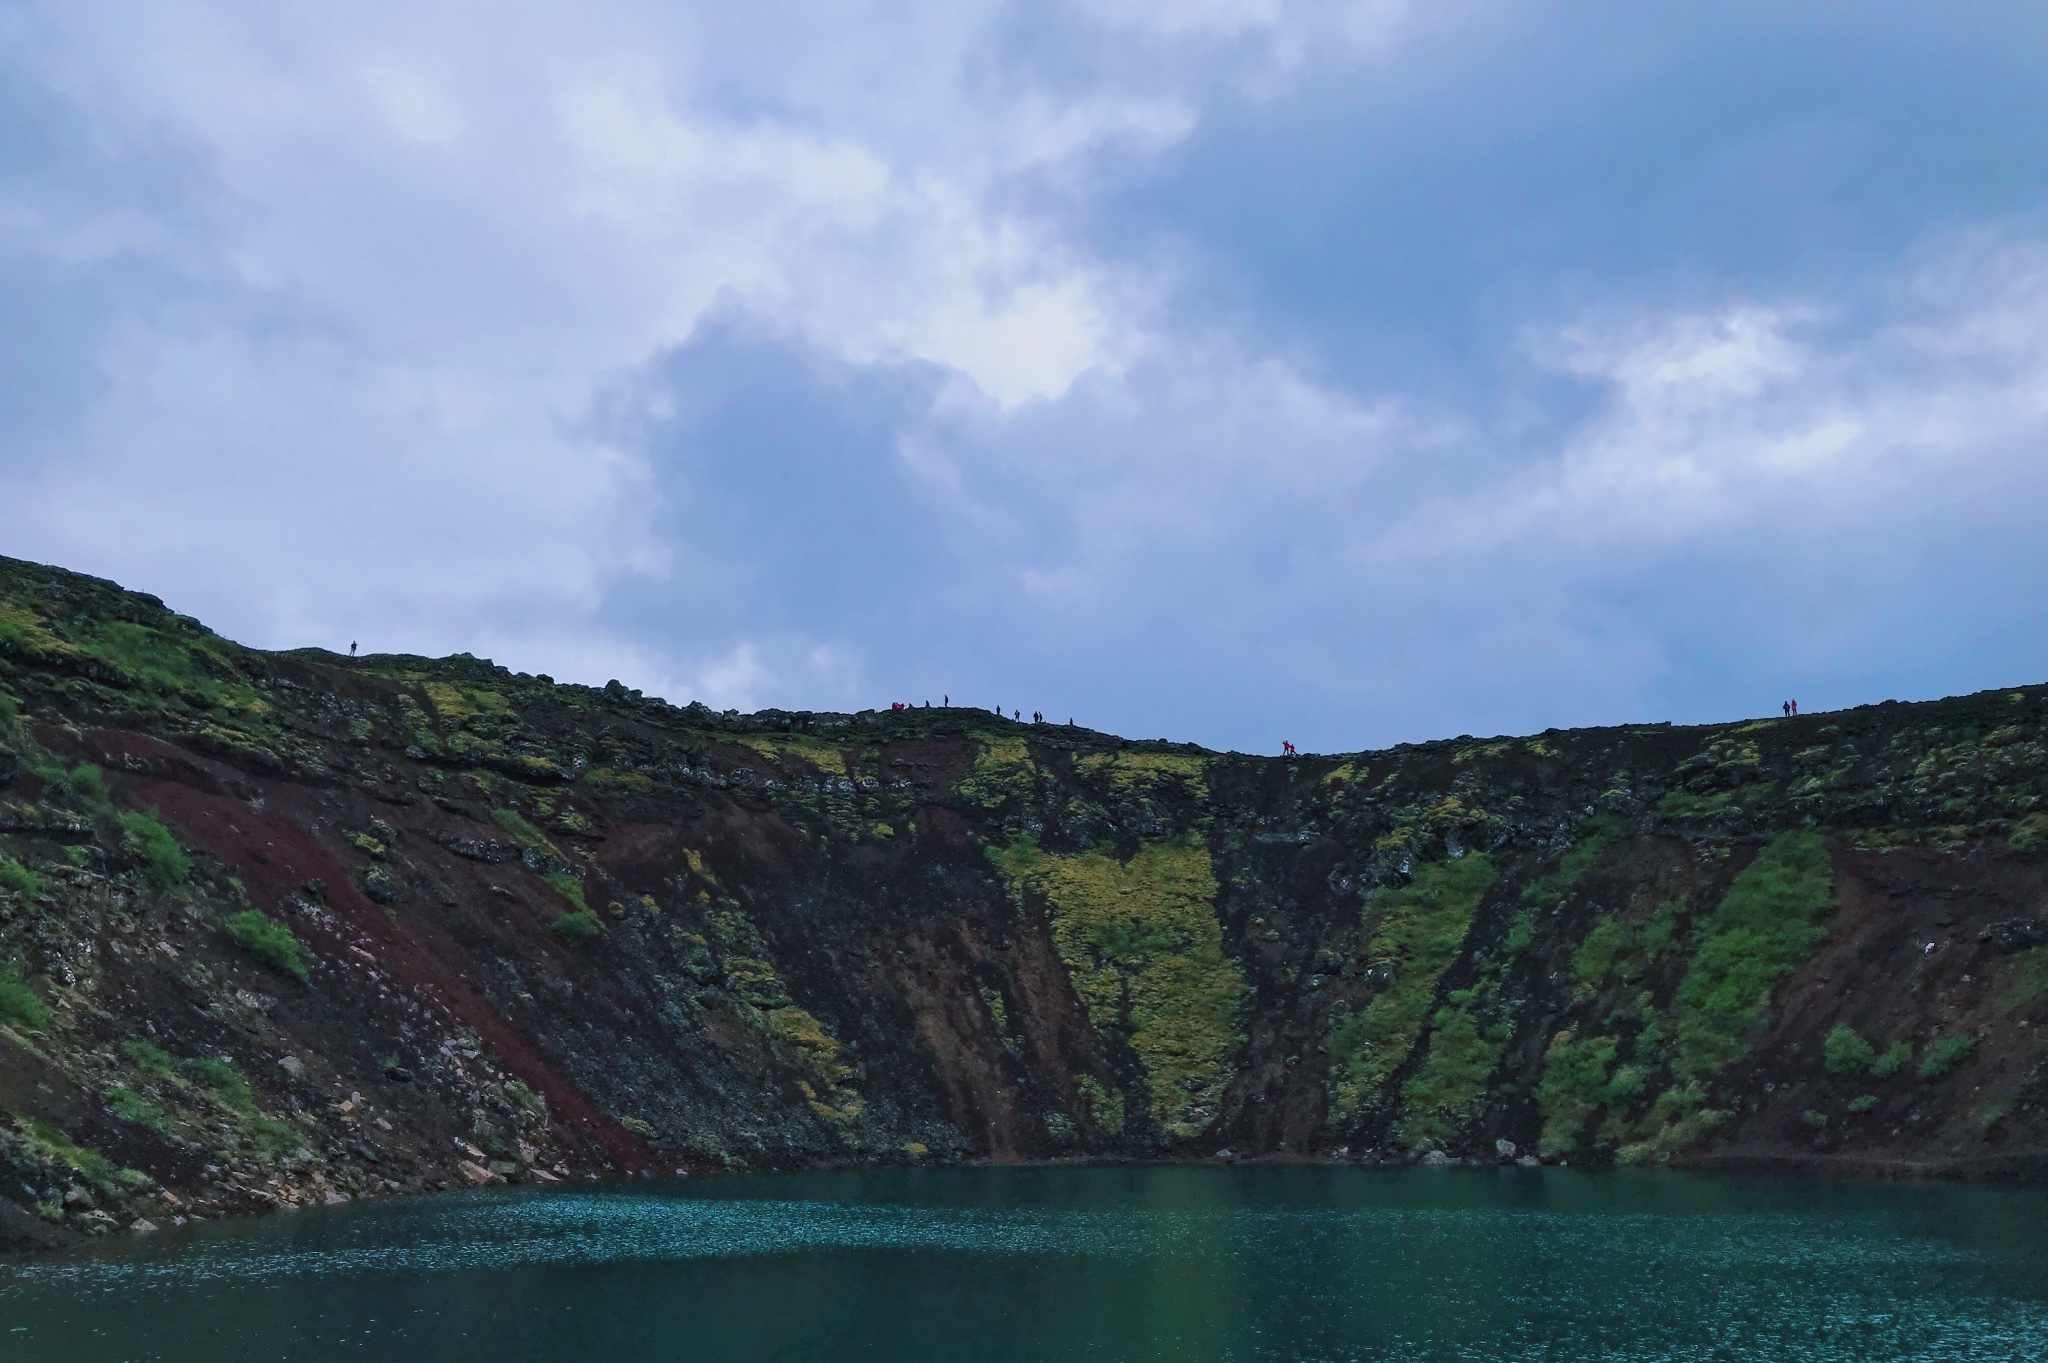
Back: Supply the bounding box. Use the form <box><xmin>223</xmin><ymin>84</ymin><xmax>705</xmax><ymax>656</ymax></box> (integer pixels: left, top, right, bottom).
<box><xmin>1656</xmin><ymin>790</ymin><xmax>1731</xmax><ymax>819</ymax></box>
<box><xmin>1076</xmin><ymin>1075</ymin><xmax>1125</xmax><ymax>1135</ymax></box>
<box><xmin>247</xmin><ymin>1113</ymin><xmax>303</xmax><ymax>1159</ymax></box>
<box><xmin>1615</xmin><ymin>1082</ymin><xmax>1725</xmax><ymax>1164</ymax></box>
<box><xmin>2011</xmin><ymin>814</ymin><xmax>2048</xmax><ymax>851</ymax></box>
<box><xmin>188</xmin><ymin>1057</ymin><xmax>255</xmax><ymax>1111</ymax></box>
<box><xmin>1534</xmin><ymin>1031</ymin><xmax>1621</xmax><ymax>1156</ymax></box>
<box><xmin>491</xmin><ymin>807</ymin><xmax>547</xmax><ymax>847</ymax></box>
<box><xmin>1848</xmin><ymin>1094</ymin><xmax>1880</xmax><ymax>1113</ymax></box>
<box><xmin>122</xmin><ymin>1039</ymin><xmax>181</xmax><ymax>1079</ymax></box>
<box><xmin>1327</xmin><ymin>855</ymin><xmax>1498</xmax><ymax>1116</ymax></box>
<box><xmin>12</xmin><ymin>1117</ymin><xmax>116</xmax><ymax>1184</ymax></box>
<box><xmin>959</xmin><ymin>737</ymin><xmax>1035</xmax><ymax>809</ymax></box>
<box><xmin>545</xmin><ymin>870</ymin><xmax>588</xmax><ymax>912</ymax></box>
<box><xmin>224</xmin><ymin>909</ymin><xmax>310</xmax><ymax>981</ymax></box>
<box><xmin>1396</xmin><ymin>1006</ymin><xmax>1506</xmax><ymax>1149</ymax></box>
<box><xmin>1522</xmin><ymin>817</ymin><xmax>1624</xmax><ymax>908</ymax></box>
<box><xmin>990</xmin><ymin>835</ymin><xmax>1242</xmax><ymax>1138</ymax></box>
<box><xmin>0</xmin><ymin>970</ymin><xmax>48</xmax><ymax>1032</ymax></box>
<box><xmin>121</xmin><ymin>810</ymin><xmax>190</xmax><ymax>891</ymax></box>
<box><xmin>107</xmin><ymin>1086</ymin><xmax>176</xmax><ymax>1137</ymax></box>
<box><xmin>70</xmin><ymin>762</ymin><xmax>108</xmax><ymax>803</ymax></box>
<box><xmin>1823</xmin><ymin>1024</ymin><xmax>1876</xmax><ymax>1076</ymax></box>
<box><xmin>1917</xmin><ymin>1034</ymin><xmax>1975</xmax><ymax>1079</ymax></box>
<box><xmin>552</xmin><ymin>909</ymin><xmax>604</xmax><ymax>944</ymax></box>
<box><xmin>0</xmin><ymin>856</ymin><xmax>38</xmax><ymax>898</ymax></box>
<box><xmin>1569</xmin><ymin>902</ymin><xmax>1685</xmax><ymax>997</ymax></box>
<box><xmin>1075</xmin><ymin>750</ymin><xmax>1209</xmax><ymax>798</ymax></box>
<box><xmin>583</xmin><ymin>766</ymin><xmax>655</xmax><ymax>792</ymax></box>
<box><xmin>1671</xmin><ymin>831</ymin><xmax>1836</xmax><ymax>1080</ymax></box>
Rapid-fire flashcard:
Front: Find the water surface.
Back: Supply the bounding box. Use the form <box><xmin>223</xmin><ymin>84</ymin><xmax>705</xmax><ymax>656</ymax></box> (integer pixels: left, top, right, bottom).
<box><xmin>3</xmin><ymin>1165</ymin><xmax>2045</xmax><ymax>1360</ymax></box>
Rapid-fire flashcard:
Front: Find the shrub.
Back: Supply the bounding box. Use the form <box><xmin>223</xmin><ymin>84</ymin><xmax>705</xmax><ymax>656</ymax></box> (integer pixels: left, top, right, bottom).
<box><xmin>1870</xmin><ymin>1041</ymin><xmax>1911</xmax><ymax>1079</ymax></box>
<box><xmin>1823</xmin><ymin>1024</ymin><xmax>1875</xmax><ymax>1076</ymax></box>
<box><xmin>0</xmin><ymin>857</ymin><xmax>38</xmax><ymax>898</ymax></box>
<box><xmin>69</xmin><ymin>763</ymin><xmax>108</xmax><ymax>803</ymax></box>
<box><xmin>224</xmin><ymin>910</ymin><xmax>310</xmax><ymax>981</ymax></box>
<box><xmin>491</xmin><ymin>807</ymin><xmax>546</xmax><ymax>847</ymax></box>
<box><xmin>0</xmin><ymin>971</ymin><xmax>48</xmax><ymax>1032</ymax></box>
<box><xmin>121</xmin><ymin>811</ymin><xmax>189</xmax><ymax>891</ymax></box>
<box><xmin>1848</xmin><ymin>1094</ymin><xmax>1879</xmax><ymax>1113</ymax></box>
<box><xmin>552</xmin><ymin>909</ymin><xmax>604</xmax><ymax>944</ymax></box>
<box><xmin>1918</xmin><ymin>1035</ymin><xmax>1975</xmax><ymax>1080</ymax></box>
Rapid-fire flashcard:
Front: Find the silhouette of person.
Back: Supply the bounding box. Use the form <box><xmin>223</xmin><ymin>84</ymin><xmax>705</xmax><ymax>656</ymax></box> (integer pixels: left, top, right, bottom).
<box><xmin>1013</xmin><ymin>709</ymin><xmax>1020</xmax><ymax>720</ymax></box>
<box><xmin>350</xmin><ymin>641</ymin><xmax>357</xmax><ymax>657</ymax></box>
<box><xmin>1781</xmin><ymin>701</ymin><xmax>1789</xmax><ymax>717</ymax></box>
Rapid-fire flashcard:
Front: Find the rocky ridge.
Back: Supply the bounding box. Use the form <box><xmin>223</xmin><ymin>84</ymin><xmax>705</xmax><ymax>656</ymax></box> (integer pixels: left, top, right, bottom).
<box><xmin>2</xmin><ymin>553</ymin><xmax>2046</xmax><ymax>1251</ymax></box>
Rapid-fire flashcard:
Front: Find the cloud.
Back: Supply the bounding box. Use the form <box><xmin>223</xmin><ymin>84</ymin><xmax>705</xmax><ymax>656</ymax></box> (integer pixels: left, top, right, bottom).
<box><xmin>0</xmin><ymin>1</ymin><xmax>2043</xmax><ymax>751</ymax></box>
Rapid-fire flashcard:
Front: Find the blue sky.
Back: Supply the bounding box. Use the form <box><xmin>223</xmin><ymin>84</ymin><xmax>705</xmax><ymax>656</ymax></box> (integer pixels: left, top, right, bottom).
<box><xmin>3</xmin><ymin>1</ymin><xmax>2045</xmax><ymax>753</ymax></box>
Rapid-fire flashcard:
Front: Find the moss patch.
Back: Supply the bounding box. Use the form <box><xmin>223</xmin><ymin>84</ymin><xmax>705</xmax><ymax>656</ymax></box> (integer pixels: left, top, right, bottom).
<box><xmin>1395</xmin><ymin>1006</ymin><xmax>1507</xmax><ymax>1150</ymax></box>
<box><xmin>121</xmin><ymin>811</ymin><xmax>190</xmax><ymax>892</ymax></box>
<box><xmin>1671</xmin><ymin>831</ymin><xmax>1836</xmax><ymax>1080</ymax></box>
<box><xmin>990</xmin><ymin>835</ymin><xmax>1241</xmax><ymax>1138</ymax></box>
<box><xmin>1327</xmin><ymin>855</ymin><xmax>1497</xmax><ymax>1116</ymax></box>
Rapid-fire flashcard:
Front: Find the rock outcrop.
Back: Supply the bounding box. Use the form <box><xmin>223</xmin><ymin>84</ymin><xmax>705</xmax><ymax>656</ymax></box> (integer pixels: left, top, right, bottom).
<box><xmin>3</xmin><ymin>553</ymin><xmax>2046</xmax><ymax>1249</ymax></box>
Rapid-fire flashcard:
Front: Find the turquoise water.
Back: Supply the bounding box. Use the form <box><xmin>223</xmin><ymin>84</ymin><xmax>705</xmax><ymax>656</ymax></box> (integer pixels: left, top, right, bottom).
<box><xmin>3</xmin><ymin>1166</ymin><xmax>2046</xmax><ymax>1361</ymax></box>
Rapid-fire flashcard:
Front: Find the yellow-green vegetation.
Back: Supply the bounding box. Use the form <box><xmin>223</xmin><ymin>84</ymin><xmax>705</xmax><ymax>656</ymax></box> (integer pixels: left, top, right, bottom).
<box><xmin>1671</xmin><ymin>831</ymin><xmax>1836</xmax><ymax>1080</ymax></box>
<box><xmin>989</xmin><ymin>835</ymin><xmax>1242</xmax><ymax>1138</ymax></box>
<box><xmin>1522</xmin><ymin>817</ymin><xmax>1625</xmax><ymax>908</ymax></box>
<box><xmin>1396</xmin><ymin>1006</ymin><xmax>1510</xmax><ymax>1150</ymax></box>
<box><xmin>767</xmin><ymin>1007</ymin><xmax>864</xmax><ymax>1123</ymax></box>
<box><xmin>1076</xmin><ymin>1075</ymin><xmax>1126</xmax><ymax>1135</ymax></box>
<box><xmin>551</xmin><ymin>909</ymin><xmax>604</xmax><ymax>944</ymax></box>
<box><xmin>959</xmin><ymin>737</ymin><xmax>1035</xmax><ymax>808</ymax></box>
<box><xmin>0</xmin><ymin>967</ymin><xmax>47</xmax><ymax>1032</ymax></box>
<box><xmin>0</xmin><ymin>856</ymin><xmax>38</xmax><ymax>898</ymax></box>
<box><xmin>1075</xmin><ymin>750</ymin><xmax>1208</xmax><ymax>798</ymax></box>
<box><xmin>583</xmin><ymin>766</ymin><xmax>654</xmax><ymax>791</ymax></box>
<box><xmin>8</xmin><ymin>1116</ymin><xmax>139</xmax><ymax>1191</ymax></box>
<box><xmin>1917</xmin><ymin>1034</ymin><xmax>1975</xmax><ymax>1079</ymax></box>
<box><xmin>224</xmin><ymin>910</ymin><xmax>310</xmax><ymax>981</ymax></box>
<box><xmin>1372</xmin><ymin>797</ymin><xmax>1484</xmax><ymax>863</ymax></box>
<box><xmin>1327</xmin><ymin>855</ymin><xmax>1497</xmax><ymax>1115</ymax></box>
<box><xmin>1571</xmin><ymin>900</ymin><xmax>1685</xmax><ymax>998</ymax></box>
<box><xmin>734</xmin><ymin>734</ymin><xmax>848</xmax><ymax>777</ymax></box>
<box><xmin>1616</xmin><ymin>1082</ymin><xmax>1723</xmax><ymax>1164</ymax></box>
<box><xmin>1534</xmin><ymin>1031</ymin><xmax>1648</xmax><ymax>1156</ymax></box>
<box><xmin>2012</xmin><ymin>814</ymin><xmax>2048</xmax><ymax>851</ymax></box>
<box><xmin>85</xmin><ymin>621</ymin><xmax>267</xmax><ymax>715</ymax></box>
<box><xmin>121</xmin><ymin>811</ymin><xmax>189</xmax><ymax>891</ymax></box>
<box><xmin>423</xmin><ymin>681</ymin><xmax>512</xmax><ymax>721</ymax></box>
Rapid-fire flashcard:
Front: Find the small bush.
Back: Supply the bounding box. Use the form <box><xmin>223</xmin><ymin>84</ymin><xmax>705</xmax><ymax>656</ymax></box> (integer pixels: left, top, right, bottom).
<box><xmin>0</xmin><ymin>971</ymin><xmax>48</xmax><ymax>1032</ymax></box>
<box><xmin>224</xmin><ymin>910</ymin><xmax>310</xmax><ymax>981</ymax></box>
<box><xmin>1823</xmin><ymin>1024</ymin><xmax>1876</xmax><ymax>1076</ymax></box>
<box><xmin>248</xmin><ymin>1113</ymin><xmax>303</xmax><ymax>1159</ymax></box>
<box><xmin>1848</xmin><ymin>1094</ymin><xmax>1879</xmax><ymax>1113</ymax></box>
<box><xmin>1870</xmin><ymin>1041</ymin><xmax>1911</xmax><ymax>1079</ymax></box>
<box><xmin>551</xmin><ymin>909</ymin><xmax>604</xmax><ymax>944</ymax></box>
<box><xmin>0</xmin><ymin>857</ymin><xmax>38</xmax><ymax>898</ymax></box>
<box><xmin>69</xmin><ymin>763</ymin><xmax>108</xmax><ymax>803</ymax></box>
<box><xmin>1918</xmin><ymin>1035</ymin><xmax>1976</xmax><ymax>1080</ymax></box>
<box><xmin>121</xmin><ymin>811</ymin><xmax>189</xmax><ymax>891</ymax></box>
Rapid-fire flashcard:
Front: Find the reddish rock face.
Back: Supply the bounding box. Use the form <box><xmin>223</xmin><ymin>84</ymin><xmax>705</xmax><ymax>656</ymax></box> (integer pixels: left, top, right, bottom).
<box><xmin>3</xmin><ymin>551</ymin><xmax>2047</xmax><ymax>1250</ymax></box>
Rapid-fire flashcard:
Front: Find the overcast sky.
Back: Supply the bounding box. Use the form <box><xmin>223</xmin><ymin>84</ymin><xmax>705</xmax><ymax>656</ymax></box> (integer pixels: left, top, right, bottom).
<box><xmin>3</xmin><ymin>2</ymin><xmax>2045</xmax><ymax>753</ymax></box>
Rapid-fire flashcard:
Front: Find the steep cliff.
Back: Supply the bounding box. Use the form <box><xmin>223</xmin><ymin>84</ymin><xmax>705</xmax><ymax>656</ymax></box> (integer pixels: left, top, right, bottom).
<box><xmin>2</xmin><ymin>554</ymin><xmax>2045</xmax><ymax>1249</ymax></box>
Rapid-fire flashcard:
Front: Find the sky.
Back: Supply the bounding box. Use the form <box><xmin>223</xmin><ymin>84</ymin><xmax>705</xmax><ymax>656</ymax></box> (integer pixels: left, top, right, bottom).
<box><xmin>2</xmin><ymin>1</ymin><xmax>2045</xmax><ymax>754</ymax></box>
